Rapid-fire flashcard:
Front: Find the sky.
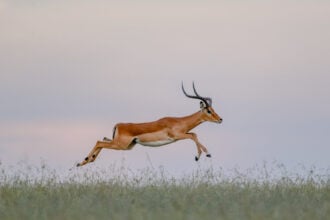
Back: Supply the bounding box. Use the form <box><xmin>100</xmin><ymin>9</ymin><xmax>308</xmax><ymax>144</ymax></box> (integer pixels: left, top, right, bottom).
<box><xmin>1</xmin><ymin>0</ymin><xmax>330</xmax><ymax>175</ymax></box>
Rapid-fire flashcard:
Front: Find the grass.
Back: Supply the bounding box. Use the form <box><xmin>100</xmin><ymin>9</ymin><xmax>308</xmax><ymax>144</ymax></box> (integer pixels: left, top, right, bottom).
<box><xmin>0</xmin><ymin>162</ymin><xmax>329</xmax><ymax>220</ymax></box>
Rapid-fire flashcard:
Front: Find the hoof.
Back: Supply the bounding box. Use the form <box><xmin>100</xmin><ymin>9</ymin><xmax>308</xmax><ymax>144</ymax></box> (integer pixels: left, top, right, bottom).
<box><xmin>195</xmin><ymin>156</ymin><xmax>199</xmax><ymax>161</ymax></box>
<box><xmin>206</xmin><ymin>154</ymin><xmax>212</xmax><ymax>158</ymax></box>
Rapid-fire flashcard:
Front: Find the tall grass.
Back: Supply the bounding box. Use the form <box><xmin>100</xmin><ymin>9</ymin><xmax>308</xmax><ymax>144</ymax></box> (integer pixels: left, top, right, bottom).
<box><xmin>0</xmin><ymin>162</ymin><xmax>329</xmax><ymax>220</ymax></box>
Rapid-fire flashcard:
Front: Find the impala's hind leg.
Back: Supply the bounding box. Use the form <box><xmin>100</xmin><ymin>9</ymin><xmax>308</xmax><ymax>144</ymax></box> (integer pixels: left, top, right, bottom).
<box><xmin>103</xmin><ymin>137</ymin><xmax>112</xmax><ymax>141</ymax></box>
<box><xmin>77</xmin><ymin>137</ymin><xmax>135</xmax><ymax>167</ymax></box>
<box><xmin>77</xmin><ymin>141</ymin><xmax>113</xmax><ymax>167</ymax></box>
<box><xmin>89</xmin><ymin>137</ymin><xmax>112</xmax><ymax>163</ymax></box>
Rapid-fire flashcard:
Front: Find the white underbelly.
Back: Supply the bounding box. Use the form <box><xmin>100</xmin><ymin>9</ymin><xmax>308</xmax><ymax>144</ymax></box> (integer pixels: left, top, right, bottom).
<box><xmin>136</xmin><ymin>138</ymin><xmax>176</xmax><ymax>147</ymax></box>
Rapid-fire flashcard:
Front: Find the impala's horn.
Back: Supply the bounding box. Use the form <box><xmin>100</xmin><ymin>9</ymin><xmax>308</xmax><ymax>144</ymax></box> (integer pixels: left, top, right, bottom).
<box><xmin>181</xmin><ymin>82</ymin><xmax>212</xmax><ymax>107</ymax></box>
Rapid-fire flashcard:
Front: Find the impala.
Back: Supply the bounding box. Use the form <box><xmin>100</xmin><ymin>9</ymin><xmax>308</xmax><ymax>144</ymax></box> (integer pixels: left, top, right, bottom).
<box><xmin>77</xmin><ymin>82</ymin><xmax>222</xmax><ymax>167</ymax></box>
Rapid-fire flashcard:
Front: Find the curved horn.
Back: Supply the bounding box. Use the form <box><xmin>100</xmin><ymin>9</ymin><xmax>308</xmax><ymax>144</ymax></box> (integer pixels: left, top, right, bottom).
<box><xmin>192</xmin><ymin>82</ymin><xmax>213</xmax><ymax>106</ymax></box>
<box><xmin>182</xmin><ymin>82</ymin><xmax>210</xmax><ymax>107</ymax></box>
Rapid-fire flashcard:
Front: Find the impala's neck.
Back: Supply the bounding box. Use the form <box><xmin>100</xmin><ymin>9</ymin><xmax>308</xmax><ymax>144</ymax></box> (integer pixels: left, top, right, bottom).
<box><xmin>181</xmin><ymin>111</ymin><xmax>205</xmax><ymax>132</ymax></box>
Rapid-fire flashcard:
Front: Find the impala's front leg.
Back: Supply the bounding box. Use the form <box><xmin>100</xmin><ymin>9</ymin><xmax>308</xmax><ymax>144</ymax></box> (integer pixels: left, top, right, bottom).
<box><xmin>177</xmin><ymin>132</ymin><xmax>211</xmax><ymax>161</ymax></box>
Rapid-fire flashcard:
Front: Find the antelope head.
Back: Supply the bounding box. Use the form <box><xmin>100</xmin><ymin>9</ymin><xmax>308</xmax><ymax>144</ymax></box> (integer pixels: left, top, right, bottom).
<box><xmin>182</xmin><ymin>82</ymin><xmax>223</xmax><ymax>124</ymax></box>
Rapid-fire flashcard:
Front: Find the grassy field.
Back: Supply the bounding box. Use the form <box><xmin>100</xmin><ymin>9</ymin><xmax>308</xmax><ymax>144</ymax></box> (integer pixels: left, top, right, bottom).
<box><xmin>0</xmin><ymin>164</ymin><xmax>329</xmax><ymax>220</ymax></box>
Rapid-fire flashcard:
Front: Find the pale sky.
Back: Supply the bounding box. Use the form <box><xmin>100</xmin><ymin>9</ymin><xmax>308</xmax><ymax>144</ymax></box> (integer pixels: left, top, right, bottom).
<box><xmin>1</xmin><ymin>0</ymin><xmax>329</xmax><ymax>175</ymax></box>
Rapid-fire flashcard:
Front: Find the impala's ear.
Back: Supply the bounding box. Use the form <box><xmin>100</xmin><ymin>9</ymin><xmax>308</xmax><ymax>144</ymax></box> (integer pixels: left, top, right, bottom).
<box><xmin>200</xmin><ymin>101</ymin><xmax>206</xmax><ymax>109</ymax></box>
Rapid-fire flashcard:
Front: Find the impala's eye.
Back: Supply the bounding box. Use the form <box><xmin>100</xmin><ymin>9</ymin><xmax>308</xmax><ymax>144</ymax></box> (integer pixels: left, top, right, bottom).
<box><xmin>207</xmin><ymin>109</ymin><xmax>211</xmax><ymax>114</ymax></box>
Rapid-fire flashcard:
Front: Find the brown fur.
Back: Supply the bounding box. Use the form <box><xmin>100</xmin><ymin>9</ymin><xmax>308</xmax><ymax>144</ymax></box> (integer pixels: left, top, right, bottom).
<box><xmin>77</xmin><ymin>106</ymin><xmax>222</xmax><ymax>167</ymax></box>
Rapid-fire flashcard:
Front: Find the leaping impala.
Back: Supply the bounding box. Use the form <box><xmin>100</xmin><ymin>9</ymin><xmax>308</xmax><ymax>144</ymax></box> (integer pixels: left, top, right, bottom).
<box><xmin>77</xmin><ymin>82</ymin><xmax>222</xmax><ymax>167</ymax></box>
